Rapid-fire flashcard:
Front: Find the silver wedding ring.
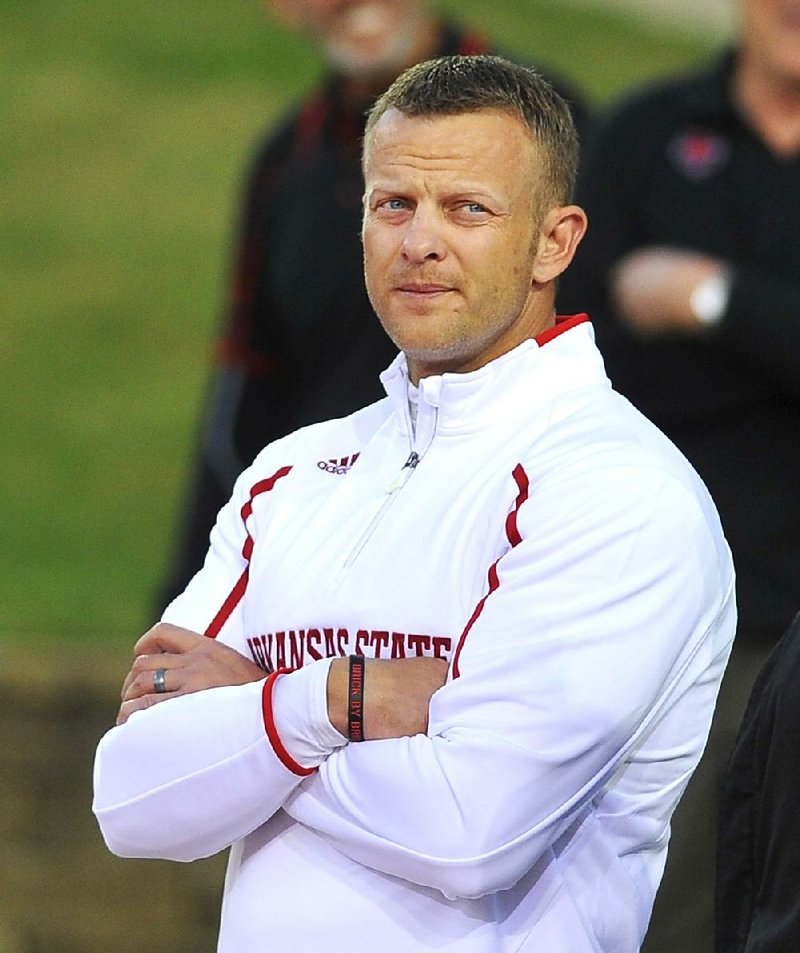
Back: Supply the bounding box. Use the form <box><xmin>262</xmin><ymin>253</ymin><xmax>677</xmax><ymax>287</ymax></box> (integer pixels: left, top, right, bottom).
<box><xmin>153</xmin><ymin>668</ymin><xmax>167</xmax><ymax>694</ymax></box>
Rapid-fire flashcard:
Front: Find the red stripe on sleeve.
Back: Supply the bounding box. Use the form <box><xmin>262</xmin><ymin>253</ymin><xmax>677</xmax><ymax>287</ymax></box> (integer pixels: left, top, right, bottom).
<box><xmin>452</xmin><ymin>465</ymin><xmax>530</xmax><ymax>678</ymax></box>
<box><xmin>203</xmin><ymin>465</ymin><xmax>292</xmax><ymax>639</ymax></box>
<box><xmin>205</xmin><ymin>567</ymin><xmax>249</xmax><ymax>640</ymax></box>
<box><xmin>240</xmin><ymin>466</ymin><xmax>293</xmax><ymax>529</ymax></box>
<box><xmin>261</xmin><ymin>670</ymin><xmax>316</xmax><ymax>777</ymax></box>
<box><xmin>505</xmin><ymin>465</ymin><xmax>529</xmax><ymax>546</ymax></box>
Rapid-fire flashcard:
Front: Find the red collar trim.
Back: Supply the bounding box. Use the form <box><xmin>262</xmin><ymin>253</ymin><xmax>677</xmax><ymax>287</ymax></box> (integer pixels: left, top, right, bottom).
<box><xmin>535</xmin><ymin>313</ymin><xmax>590</xmax><ymax>347</ymax></box>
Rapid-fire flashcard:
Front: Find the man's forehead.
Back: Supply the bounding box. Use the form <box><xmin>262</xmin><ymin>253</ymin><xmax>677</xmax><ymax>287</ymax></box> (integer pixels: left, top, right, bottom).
<box><xmin>364</xmin><ymin>107</ymin><xmax>534</xmax><ymax>169</ymax></box>
<box><xmin>369</xmin><ymin>105</ymin><xmax>528</xmax><ymax>137</ymax></box>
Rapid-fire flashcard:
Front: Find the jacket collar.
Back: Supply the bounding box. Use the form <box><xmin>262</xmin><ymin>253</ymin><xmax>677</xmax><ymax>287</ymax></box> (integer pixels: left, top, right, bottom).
<box><xmin>380</xmin><ymin>315</ymin><xmax>608</xmax><ymax>436</ymax></box>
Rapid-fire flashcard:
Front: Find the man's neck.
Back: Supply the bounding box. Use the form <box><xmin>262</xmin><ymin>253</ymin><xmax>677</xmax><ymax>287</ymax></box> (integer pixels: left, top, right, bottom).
<box><xmin>734</xmin><ymin>53</ymin><xmax>800</xmax><ymax>157</ymax></box>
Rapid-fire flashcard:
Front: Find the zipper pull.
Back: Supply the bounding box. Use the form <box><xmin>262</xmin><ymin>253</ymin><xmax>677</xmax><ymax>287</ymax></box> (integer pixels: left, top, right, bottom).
<box><xmin>386</xmin><ymin>451</ymin><xmax>420</xmax><ymax>492</ymax></box>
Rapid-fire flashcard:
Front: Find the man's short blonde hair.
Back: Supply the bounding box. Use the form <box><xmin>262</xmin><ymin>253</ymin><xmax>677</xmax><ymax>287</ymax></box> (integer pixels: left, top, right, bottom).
<box><xmin>363</xmin><ymin>54</ymin><xmax>580</xmax><ymax>206</ymax></box>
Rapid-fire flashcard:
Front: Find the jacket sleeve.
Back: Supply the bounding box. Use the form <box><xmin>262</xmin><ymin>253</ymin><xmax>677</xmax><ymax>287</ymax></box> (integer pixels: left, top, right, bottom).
<box><xmin>281</xmin><ymin>465</ymin><xmax>736</xmax><ymax>899</ymax></box>
<box><xmin>161</xmin><ymin>451</ymin><xmax>294</xmax><ymax>640</ymax></box>
<box><xmin>92</xmin><ymin>656</ymin><xmax>345</xmax><ymax>862</ymax></box>
<box><xmin>92</xmin><ymin>453</ymin><xmax>349</xmax><ymax>862</ymax></box>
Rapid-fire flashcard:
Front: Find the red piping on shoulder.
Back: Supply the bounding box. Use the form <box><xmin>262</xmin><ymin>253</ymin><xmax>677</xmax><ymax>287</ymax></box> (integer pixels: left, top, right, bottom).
<box><xmin>535</xmin><ymin>313</ymin><xmax>590</xmax><ymax>347</ymax></box>
<box><xmin>204</xmin><ymin>465</ymin><xmax>293</xmax><ymax>639</ymax></box>
<box><xmin>451</xmin><ymin>464</ymin><xmax>530</xmax><ymax>678</ymax></box>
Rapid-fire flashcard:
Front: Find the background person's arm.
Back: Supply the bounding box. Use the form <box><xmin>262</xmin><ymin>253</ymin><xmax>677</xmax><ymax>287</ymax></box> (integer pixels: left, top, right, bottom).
<box><xmin>611</xmin><ymin>248</ymin><xmax>800</xmax><ymax>398</ymax></box>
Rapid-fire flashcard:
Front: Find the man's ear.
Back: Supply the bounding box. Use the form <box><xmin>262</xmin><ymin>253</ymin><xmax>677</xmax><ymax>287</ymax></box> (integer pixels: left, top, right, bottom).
<box><xmin>531</xmin><ymin>204</ymin><xmax>588</xmax><ymax>285</ymax></box>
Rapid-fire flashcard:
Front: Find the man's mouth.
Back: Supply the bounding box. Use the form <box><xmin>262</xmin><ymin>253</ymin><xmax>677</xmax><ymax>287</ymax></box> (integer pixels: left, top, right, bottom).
<box><xmin>395</xmin><ymin>283</ymin><xmax>454</xmax><ymax>295</ymax></box>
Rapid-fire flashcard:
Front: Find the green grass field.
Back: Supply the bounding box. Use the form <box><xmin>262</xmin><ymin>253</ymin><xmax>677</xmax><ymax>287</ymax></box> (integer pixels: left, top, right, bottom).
<box><xmin>2</xmin><ymin>1</ymin><xmax>720</xmax><ymax>644</ymax></box>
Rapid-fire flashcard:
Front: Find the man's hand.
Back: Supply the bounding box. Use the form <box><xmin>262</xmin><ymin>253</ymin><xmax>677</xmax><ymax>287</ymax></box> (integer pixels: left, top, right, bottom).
<box><xmin>327</xmin><ymin>657</ymin><xmax>448</xmax><ymax>741</ymax></box>
<box><xmin>611</xmin><ymin>247</ymin><xmax>728</xmax><ymax>335</ymax></box>
<box><xmin>117</xmin><ymin>623</ymin><xmax>265</xmax><ymax>725</ymax></box>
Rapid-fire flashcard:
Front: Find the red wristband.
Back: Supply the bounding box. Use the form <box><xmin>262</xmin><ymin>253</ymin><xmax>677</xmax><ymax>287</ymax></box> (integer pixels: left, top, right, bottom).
<box><xmin>347</xmin><ymin>654</ymin><xmax>365</xmax><ymax>742</ymax></box>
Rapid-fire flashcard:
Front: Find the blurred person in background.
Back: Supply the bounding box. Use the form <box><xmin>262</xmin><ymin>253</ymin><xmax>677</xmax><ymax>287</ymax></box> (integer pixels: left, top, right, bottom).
<box><xmin>158</xmin><ymin>0</ymin><xmax>587</xmax><ymax>609</ymax></box>
<box><xmin>716</xmin><ymin>607</ymin><xmax>800</xmax><ymax>952</ymax></box>
<box><xmin>558</xmin><ymin>1</ymin><xmax>800</xmax><ymax>951</ymax></box>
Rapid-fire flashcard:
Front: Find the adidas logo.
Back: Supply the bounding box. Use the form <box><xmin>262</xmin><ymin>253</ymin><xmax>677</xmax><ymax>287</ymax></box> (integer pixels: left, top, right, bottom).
<box><xmin>317</xmin><ymin>453</ymin><xmax>360</xmax><ymax>475</ymax></box>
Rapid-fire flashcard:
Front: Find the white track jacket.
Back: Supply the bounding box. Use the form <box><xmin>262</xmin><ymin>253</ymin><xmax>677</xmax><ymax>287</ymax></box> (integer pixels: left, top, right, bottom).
<box><xmin>93</xmin><ymin>317</ymin><xmax>736</xmax><ymax>953</ymax></box>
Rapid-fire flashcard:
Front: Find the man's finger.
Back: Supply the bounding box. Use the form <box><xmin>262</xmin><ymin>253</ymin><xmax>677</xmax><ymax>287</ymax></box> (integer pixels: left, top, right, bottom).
<box><xmin>116</xmin><ymin>692</ymin><xmax>174</xmax><ymax>726</ymax></box>
<box><xmin>121</xmin><ymin>653</ymin><xmax>184</xmax><ymax>702</ymax></box>
<box><xmin>133</xmin><ymin>622</ymin><xmax>204</xmax><ymax>657</ymax></box>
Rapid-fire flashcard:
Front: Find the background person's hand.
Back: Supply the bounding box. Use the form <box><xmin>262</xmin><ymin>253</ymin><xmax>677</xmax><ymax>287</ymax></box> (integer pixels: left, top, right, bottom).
<box><xmin>611</xmin><ymin>247</ymin><xmax>727</xmax><ymax>335</ymax></box>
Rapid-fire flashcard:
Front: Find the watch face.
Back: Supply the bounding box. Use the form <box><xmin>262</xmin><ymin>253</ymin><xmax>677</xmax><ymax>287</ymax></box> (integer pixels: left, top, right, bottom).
<box><xmin>690</xmin><ymin>272</ymin><xmax>729</xmax><ymax>325</ymax></box>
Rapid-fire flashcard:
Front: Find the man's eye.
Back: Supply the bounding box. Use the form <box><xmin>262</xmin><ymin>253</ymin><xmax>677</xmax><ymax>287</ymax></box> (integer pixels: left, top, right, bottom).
<box><xmin>380</xmin><ymin>198</ymin><xmax>407</xmax><ymax>211</ymax></box>
<box><xmin>451</xmin><ymin>202</ymin><xmax>489</xmax><ymax>217</ymax></box>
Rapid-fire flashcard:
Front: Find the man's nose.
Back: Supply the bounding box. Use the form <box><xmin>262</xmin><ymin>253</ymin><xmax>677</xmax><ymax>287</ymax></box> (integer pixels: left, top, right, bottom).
<box><xmin>401</xmin><ymin>210</ymin><xmax>446</xmax><ymax>263</ymax></box>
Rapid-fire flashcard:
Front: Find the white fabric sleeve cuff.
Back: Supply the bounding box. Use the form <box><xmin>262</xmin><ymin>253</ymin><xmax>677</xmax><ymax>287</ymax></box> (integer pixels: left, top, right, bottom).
<box><xmin>271</xmin><ymin>657</ymin><xmax>348</xmax><ymax>770</ymax></box>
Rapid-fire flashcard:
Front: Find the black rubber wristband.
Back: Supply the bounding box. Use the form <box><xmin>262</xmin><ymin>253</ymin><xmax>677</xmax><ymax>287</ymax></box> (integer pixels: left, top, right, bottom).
<box><xmin>347</xmin><ymin>654</ymin><xmax>365</xmax><ymax>742</ymax></box>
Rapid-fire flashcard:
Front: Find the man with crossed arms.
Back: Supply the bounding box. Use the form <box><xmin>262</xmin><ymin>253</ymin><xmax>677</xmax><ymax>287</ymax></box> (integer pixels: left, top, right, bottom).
<box><xmin>94</xmin><ymin>56</ymin><xmax>735</xmax><ymax>952</ymax></box>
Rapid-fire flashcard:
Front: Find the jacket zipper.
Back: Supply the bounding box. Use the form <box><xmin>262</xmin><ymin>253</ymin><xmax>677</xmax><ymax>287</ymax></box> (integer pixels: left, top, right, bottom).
<box><xmin>338</xmin><ymin>450</ymin><xmax>420</xmax><ymax>576</ymax></box>
<box><xmin>333</xmin><ymin>372</ymin><xmax>438</xmax><ymax>581</ymax></box>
